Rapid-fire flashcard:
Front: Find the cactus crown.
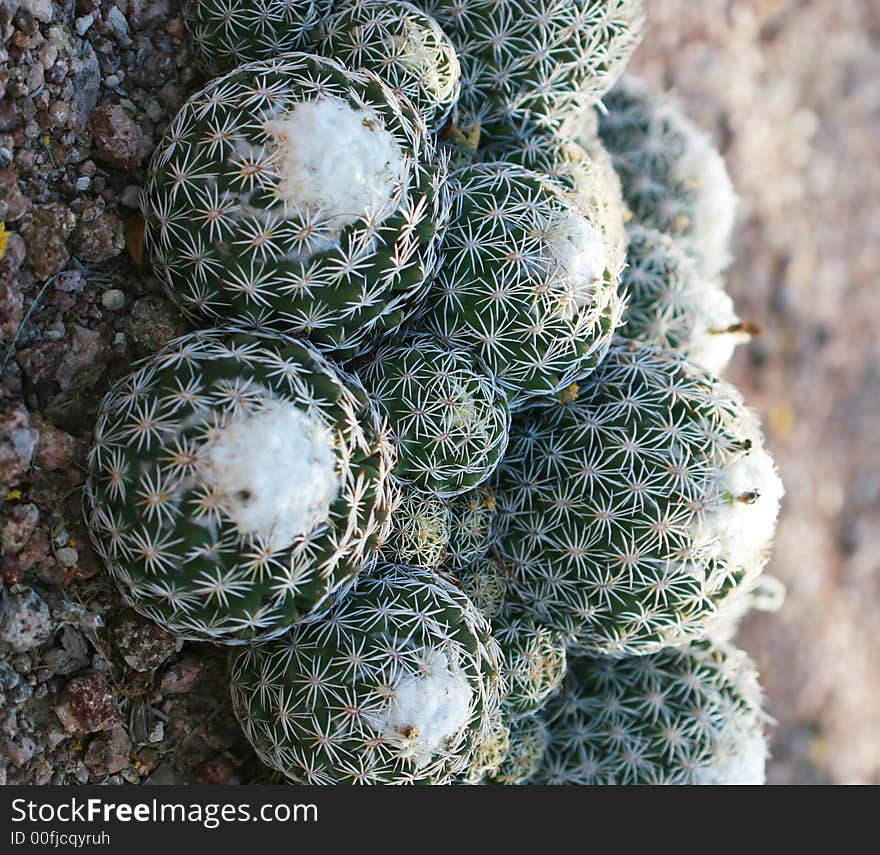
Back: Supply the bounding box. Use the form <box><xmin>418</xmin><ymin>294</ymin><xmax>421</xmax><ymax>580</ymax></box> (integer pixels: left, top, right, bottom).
<box><xmin>493</xmin><ymin>341</ymin><xmax>783</xmax><ymax>656</ymax></box>
<box><xmin>142</xmin><ymin>53</ymin><xmax>448</xmax><ymax>355</ymax></box>
<box><xmin>85</xmin><ymin>329</ymin><xmax>394</xmax><ymax>644</ymax></box>
<box><xmin>416</xmin><ymin>162</ymin><xmax>624</xmax><ymax>409</ymax></box>
<box><xmin>320</xmin><ymin>0</ymin><xmax>462</xmax><ymax>130</ymax></box>
<box><xmin>230</xmin><ymin>562</ymin><xmax>505</xmax><ymax>784</ymax></box>
<box><xmin>539</xmin><ymin>642</ymin><xmax>767</xmax><ymax>784</ymax></box>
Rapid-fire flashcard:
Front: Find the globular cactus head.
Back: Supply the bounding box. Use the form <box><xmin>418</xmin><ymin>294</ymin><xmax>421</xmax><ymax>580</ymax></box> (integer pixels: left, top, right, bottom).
<box><xmin>141</xmin><ymin>53</ymin><xmax>448</xmax><ymax>356</ymax></box>
<box><xmin>476</xmin><ymin>125</ymin><xmax>629</xmax><ymax>285</ymax></box>
<box><xmin>493</xmin><ymin>340</ymin><xmax>784</xmax><ymax>656</ymax></box>
<box><xmin>230</xmin><ymin>562</ymin><xmax>506</xmax><ymax>784</ymax></box>
<box><xmin>443</xmin><ymin>485</ymin><xmax>496</xmax><ymax>571</ymax></box>
<box><xmin>539</xmin><ymin>642</ymin><xmax>767</xmax><ymax>784</ymax></box>
<box><xmin>379</xmin><ymin>488</ymin><xmax>450</xmax><ymax>569</ymax></box>
<box><xmin>488</xmin><ymin>714</ymin><xmax>549</xmax><ymax>785</ymax></box>
<box><xmin>494</xmin><ymin>610</ymin><xmax>568</xmax><ymax>718</ymax></box>
<box><xmin>620</xmin><ymin>225</ymin><xmax>751</xmax><ymax>374</ymax></box>
<box><xmin>425</xmin><ymin>0</ymin><xmax>645</xmax><ymax>143</ymax></box>
<box><xmin>358</xmin><ymin>333</ymin><xmax>511</xmax><ymax>497</ymax></box>
<box><xmin>319</xmin><ymin>0</ymin><xmax>461</xmax><ymax>130</ymax></box>
<box><xmin>597</xmin><ymin>75</ymin><xmax>738</xmax><ymax>277</ymax></box>
<box><xmin>415</xmin><ymin>162</ymin><xmax>625</xmax><ymax>410</ymax></box>
<box><xmin>84</xmin><ymin>329</ymin><xmax>394</xmax><ymax>644</ymax></box>
<box><xmin>183</xmin><ymin>0</ymin><xmax>332</xmax><ymax>72</ymax></box>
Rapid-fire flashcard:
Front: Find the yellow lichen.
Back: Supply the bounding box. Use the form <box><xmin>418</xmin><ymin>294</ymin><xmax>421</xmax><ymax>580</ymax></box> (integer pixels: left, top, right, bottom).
<box><xmin>0</xmin><ymin>222</ymin><xmax>11</xmax><ymax>260</ymax></box>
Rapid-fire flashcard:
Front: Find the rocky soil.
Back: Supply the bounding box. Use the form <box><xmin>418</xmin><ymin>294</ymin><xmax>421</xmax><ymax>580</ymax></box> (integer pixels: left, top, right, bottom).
<box><xmin>0</xmin><ymin>0</ymin><xmax>877</xmax><ymax>785</ymax></box>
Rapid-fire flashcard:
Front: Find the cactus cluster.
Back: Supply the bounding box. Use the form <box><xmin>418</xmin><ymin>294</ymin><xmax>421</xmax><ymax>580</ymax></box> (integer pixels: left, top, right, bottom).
<box><xmin>83</xmin><ymin>0</ymin><xmax>786</xmax><ymax>785</ymax></box>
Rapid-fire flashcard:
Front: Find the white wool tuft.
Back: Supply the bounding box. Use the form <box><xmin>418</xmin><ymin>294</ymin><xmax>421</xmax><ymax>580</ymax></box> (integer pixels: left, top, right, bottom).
<box><xmin>664</xmin><ymin>106</ymin><xmax>738</xmax><ymax>277</ymax></box>
<box><xmin>694</xmin><ymin>723</ymin><xmax>767</xmax><ymax>785</ymax></box>
<box><xmin>370</xmin><ymin>648</ymin><xmax>473</xmax><ymax>768</ymax></box>
<box><xmin>695</xmin><ymin>437</ymin><xmax>784</xmax><ymax>569</ymax></box>
<box><xmin>263</xmin><ymin>96</ymin><xmax>405</xmax><ymax>229</ymax></box>
<box><xmin>197</xmin><ymin>399</ymin><xmax>341</xmax><ymax>551</ymax></box>
<box><xmin>682</xmin><ymin>285</ymin><xmax>747</xmax><ymax>375</ymax></box>
<box><xmin>545</xmin><ymin>210</ymin><xmax>609</xmax><ymax>306</ymax></box>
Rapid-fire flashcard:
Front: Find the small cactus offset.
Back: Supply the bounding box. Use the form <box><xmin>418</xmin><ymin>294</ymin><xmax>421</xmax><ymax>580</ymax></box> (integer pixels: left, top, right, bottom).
<box><xmin>620</xmin><ymin>225</ymin><xmax>750</xmax><ymax>374</ymax></box>
<box><xmin>425</xmin><ymin>0</ymin><xmax>646</xmax><ymax>143</ymax></box>
<box><xmin>379</xmin><ymin>488</ymin><xmax>450</xmax><ymax>569</ymax></box>
<box><xmin>415</xmin><ymin>162</ymin><xmax>625</xmax><ymax>409</ymax></box>
<box><xmin>597</xmin><ymin>75</ymin><xmax>738</xmax><ymax>277</ymax></box>
<box><xmin>229</xmin><ymin>562</ymin><xmax>505</xmax><ymax>784</ymax></box>
<box><xmin>492</xmin><ymin>341</ymin><xmax>783</xmax><ymax>656</ymax></box>
<box><xmin>141</xmin><ymin>53</ymin><xmax>448</xmax><ymax>355</ymax></box>
<box><xmin>85</xmin><ymin>329</ymin><xmax>394</xmax><ymax>643</ymax></box>
<box><xmin>449</xmin><ymin>555</ymin><xmax>509</xmax><ymax>622</ymax></box>
<box><xmin>493</xmin><ymin>611</ymin><xmax>567</xmax><ymax>718</ymax></box>
<box><xmin>319</xmin><ymin>0</ymin><xmax>462</xmax><ymax>130</ymax></box>
<box><xmin>77</xmin><ymin>1</ymin><xmax>787</xmax><ymax>788</ymax></box>
<box><xmin>443</xmin><ymin>486</ymin><xmax>496</xmax><ymax>571</ymax></box>
<box><xmin>539</xmin><ymin>642</ymin><xmax>767</xmax><ymax>785</ymax></box>
<box><xmin>488</xmin><ymin>714</ymin><xmax>550</xmax><ymax>785</ymax></box>
<box><xmin>358</xmin><ymin>333</ymin><xmax>511</xmax><ymax>496</ymax></box>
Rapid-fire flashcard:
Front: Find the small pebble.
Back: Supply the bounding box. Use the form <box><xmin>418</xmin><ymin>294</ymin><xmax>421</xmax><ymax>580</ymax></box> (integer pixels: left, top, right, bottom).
<box><xmin>74</xmin><ymin>176</ymin><xmax>90</xmax><ymax>191</ymax></box>
<box><xmin>101</xmin><ymin>289</ymin><xmax>125</xmax><ymax>311</ymax></box>
<box><xmin>75</xmin><ymin>15</ymin><xmax>93</xmax><ymax>36</ymax></box>
<box><xmin>56</xmin><ymin>547</ymin><xmax>78</xmax><ymax>567</ymax></box>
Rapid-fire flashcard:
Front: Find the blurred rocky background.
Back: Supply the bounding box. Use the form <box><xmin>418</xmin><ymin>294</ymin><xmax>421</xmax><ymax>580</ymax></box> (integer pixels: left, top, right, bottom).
<box><xmin>634</xmin><ymin>0</ymin><xmax>880</xmax><ymax>784</ymax></box>
<box><xmin>0</xmin><ymin>0</ymin><xmax>877</xmax><ymax>784</ymax></box>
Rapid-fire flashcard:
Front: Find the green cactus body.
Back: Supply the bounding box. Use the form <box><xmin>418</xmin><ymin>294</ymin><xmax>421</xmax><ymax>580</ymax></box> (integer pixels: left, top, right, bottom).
<box><xmin>444</xmin><ymin>485</ymin><xmax>496</xmax><ymax>570</ymax></box>
<box><xmin>183</xmin><ymin>0</ymin><xmax>333</xmax><ymax>71</ymax></box>
<box><xmin>380</xmin><ymin>488</ymin><xmax>450</xmax><ymax>568</ymax></box>
<box><xmin>424</xmin><ymin>0</ymin><xmax>645</xmax><ymax>144</ymax></box>
<box><xmin>358</xmin><ymin>333</ymin><xmax>511</xmax><ymax>496</ymax></box>
<box><xmin>142</xmin><ymin>54</ymin><xmax>448</xmax><ymax>356</ymax></box>
<box><xmin>85</xmin><ymin>329</ymin><xmax>394</xmax><ymax>644</ymax></box>
<box><xmin>596</xmin><ymin>75</ymin><xmax>737</xmax><ymax>277</ymax></box>
<box><xmin>620</xmin><ymin>226</ymin><xmax>747</xmax><ymax>374</ymax></box>
<box><xmin>489</xmin><ymin>714</ymin><xmax>549</xmax><ymax>784</ymax></box>
<box><xmin>477</xmin><ymin>125</ymin><xmax>629</xmax><ymax>283</ymax></box>
<box><xmin>492</xmin><ymin>341</ymin><xmax>784</xmax><ymax>656</ymax></box>
<box><xmin>320</xmin><ymin>0</ymin><xmax>461</xmax><ymax>130</ymax></box>
<box><xmin>229</xmin><ymin>562</ymin><xmax>506</xmax><ymax>783</ymax></box>
<box><xmin>448</xmin><ymin>556</ymin><xmax>509</xmax><ymax>622</ymax></box>
<box><xmin>494</xmin><ymin>611</ymin><xmax>567</xmax><ymax>718</ymax></box>
<box><xmin>416</xmin><ymin>163</ymin><xmax>624</xmax><ymax>410</ymax></box>
<box><xmin>539</xmin><ymin>643</ymin><xmax>767</xmax><ymax>784</ymax></box>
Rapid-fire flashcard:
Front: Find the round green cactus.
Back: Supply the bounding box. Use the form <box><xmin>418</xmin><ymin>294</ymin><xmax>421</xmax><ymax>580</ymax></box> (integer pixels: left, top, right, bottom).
<box><xmin>477</xmin><ymin>126</ymin><xmax>629</xmax><ymax>284</ymax></box>
<box><xmin>380</xmin><ymin>488</ymin><xmax>450</xmax><ymax>568</ymax></box>
<box><xmin>444</xmin><ymin>485</ymin><xmax>496</xmax><ymax>571</ymax></box>
<box><xmin>620</xmin><ymin>225</ymin><xmax>749</xmax><ymax>374</ymax></box>
<box><xmin>449</xmin><ymin>555</ymin><xmax>509</xmax><ymax>622</ymax></box>
<box><xmin>539</xmin><ymin>642</ymin><xmax>767</xmax><ymax>784</ymax></box>
<box><xmin>229</xmin><ymin>562</ymin><xmax>506</xmax><ymax>784</ymax></box>
<box><xmin>183</xmin><ymin>0</ymin><xmax>332</xmax><ymax>71</ymax></box>
<box><xmin>425</xmin><ymin>0</ymin><xmax>645</xmax><ymax>143</ymax></box>
<box><xmin>358</xmin><ymin>333</ymin><xmax>511</xmax><ymax>496</ymax></box>
<box><xmin>494</xmin><ymin>611</ymin><xmax>567</xmax><ymax>718</ymax></box>
<box><xmin>319</xmin><ymin>0</ymin><xmax>461</xmax><ymax>130</ymax></box>
<box><xmin>597</xmin><ymin>75</ymin><xmax>737</xmax><ymax>277</ymax></box>
<box><xmin>84</xmin><ymin>329</ymin><xmax>394</xmax><ymax>644</ymax></box>
<box><xmin>415</xmin><ymin>162</ymin><xmax>624</xmax><ymax>410</ymax></box>
<box><xmin>492</xmin><ymin>340</ymin><xmax>784</xmax><ymax>656</ymax></box>
<box><xmin>141</xmin><ymin>53</ymin><xmax>448</xmax><ymax>356</ymax></box>
<box><xmin>489</xmin><ymin>714</ymin><xmax>549</xmax><ymax>785</ymax></box>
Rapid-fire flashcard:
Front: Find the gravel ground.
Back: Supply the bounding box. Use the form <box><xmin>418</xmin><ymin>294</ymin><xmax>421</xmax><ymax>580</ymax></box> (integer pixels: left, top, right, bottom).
<box><xmin>0</xmin><ymin>0</ymin><xmax>877</xmax><ymax>785</ymax></box>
